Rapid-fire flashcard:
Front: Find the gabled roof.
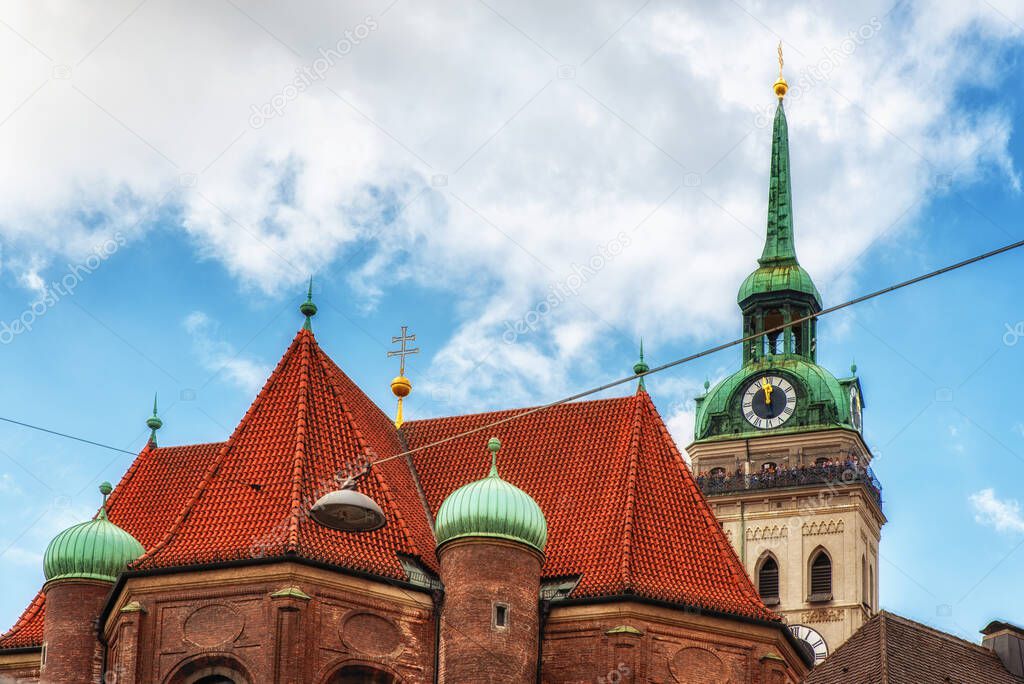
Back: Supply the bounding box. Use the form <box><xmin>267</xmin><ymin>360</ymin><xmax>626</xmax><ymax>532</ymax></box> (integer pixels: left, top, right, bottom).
<box><xmin>2</xmin><ymin>329</ymin><xmax>778</xmax><ymax>651</ymax></box>
<box><xmin>805</xmin><ymin>611</ymin><xmax>1024</xmax><ymax>684</ymax></box>
<box><xmin>132</xmin><ymin>329</ymin><xmax>436</xmax><ymax>577</ymax></box>
<box><xmin>405</xmin><ymin>390</ymin><xmax>775</xmax><ymax>621</ymax></box>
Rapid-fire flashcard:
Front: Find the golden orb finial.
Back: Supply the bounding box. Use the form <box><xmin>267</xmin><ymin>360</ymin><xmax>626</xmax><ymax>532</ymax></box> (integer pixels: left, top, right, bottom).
<box><xmin>773</xmin><ymin>41</ymin><xmax>788</xmax><ymax>99</ymax></box>
<box><xmin>387</xmin><ymin>326</ymin><xmax>419</xmax><ymax>428</ymax></box>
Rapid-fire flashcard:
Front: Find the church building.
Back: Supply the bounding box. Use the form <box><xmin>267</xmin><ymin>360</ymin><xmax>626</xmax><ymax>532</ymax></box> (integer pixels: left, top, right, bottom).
<box><xmin>0</xmin><ymin>58</ymin><xmax>886</xmax><ymax>684</ymax></box>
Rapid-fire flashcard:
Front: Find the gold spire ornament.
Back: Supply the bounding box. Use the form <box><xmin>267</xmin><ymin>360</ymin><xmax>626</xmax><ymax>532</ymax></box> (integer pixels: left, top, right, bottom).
<box><xmin>773</xmin><ymin>41</ymin><xmax>788</xmax><ymax>99</ymax></box>
<box><xmin>387</xmin><ymin>326</ymin><xmax>419</xmax><ymax>428</ymax></box>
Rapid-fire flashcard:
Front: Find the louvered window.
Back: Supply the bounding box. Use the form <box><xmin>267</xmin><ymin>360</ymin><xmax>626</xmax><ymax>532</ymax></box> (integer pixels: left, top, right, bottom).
<box><xmin>809</xmin><ymin>552</ymin><xmax>832</xmax><ymax>600</ymax></box>
<box><xmin>758</xmin><ymin>556</ymin><xmax>780</xmax><ymax>605</ymax></box>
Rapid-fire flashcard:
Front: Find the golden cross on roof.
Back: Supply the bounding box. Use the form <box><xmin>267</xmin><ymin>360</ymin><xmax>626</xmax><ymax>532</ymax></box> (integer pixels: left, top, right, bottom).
<box><xmin>387</xmin><ymin>326</ymin><xmax>419</xmax><ymax>376</ymax></box>
<box><xmin>388</xmin><ymin>326</ymin><xmax>419</xmax><ymax>428</ymax></box>
<box><xmin>777</xmin><ymin>41</ymin><xmax>784</xmax><ymax>79</ymax></box>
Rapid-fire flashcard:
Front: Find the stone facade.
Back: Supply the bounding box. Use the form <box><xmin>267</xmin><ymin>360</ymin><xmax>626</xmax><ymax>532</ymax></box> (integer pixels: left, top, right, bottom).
<box><xmin>689</xmin><ymin>429</ymin><xmax>885</xmax><ymax>658</ymax></box>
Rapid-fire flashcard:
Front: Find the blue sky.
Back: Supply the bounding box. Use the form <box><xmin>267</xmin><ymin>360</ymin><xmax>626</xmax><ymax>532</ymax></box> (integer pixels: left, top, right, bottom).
<box><xmin>0</xmin><ymin>0</ymin><xmax>1022</xmax><ymax>647</ymax></box>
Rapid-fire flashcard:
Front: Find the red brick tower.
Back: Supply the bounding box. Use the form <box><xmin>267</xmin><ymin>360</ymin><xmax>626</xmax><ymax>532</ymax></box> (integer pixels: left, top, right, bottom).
<box><xmin>434</xmin><ymin>437</ymin><xmax>548</xmax><ymax>683</ymax></box>
<box><xmin>40</xmin><ymin>482</ymin><xmax>143</xmax><ymax>683</ymax></box>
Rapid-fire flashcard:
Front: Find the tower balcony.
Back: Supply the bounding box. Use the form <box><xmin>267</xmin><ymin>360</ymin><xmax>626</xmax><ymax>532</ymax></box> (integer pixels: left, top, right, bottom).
<box><xmin>695</xmin><ymin>462</ymin><xmax>883</xmax><ymax>510</ymax></box>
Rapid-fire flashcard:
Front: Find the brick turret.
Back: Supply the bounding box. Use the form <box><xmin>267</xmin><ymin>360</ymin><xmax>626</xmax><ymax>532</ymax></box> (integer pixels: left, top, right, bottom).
<box><xmin>434</xmin><ymin>437</ymin><xmax>547</xmax><ymax>682</ymax></box>
<box><xmin>40</xmin><ymin>482</ymin><xmax>142</xmax><ymax>683</ymax></box>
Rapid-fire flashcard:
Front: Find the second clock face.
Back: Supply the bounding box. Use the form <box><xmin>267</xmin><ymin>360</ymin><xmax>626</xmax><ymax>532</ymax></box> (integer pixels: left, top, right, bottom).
<box><xmin>742</xmin><ymin>375</ymin><xmax>796</xmax><ymax>429</ymax></box>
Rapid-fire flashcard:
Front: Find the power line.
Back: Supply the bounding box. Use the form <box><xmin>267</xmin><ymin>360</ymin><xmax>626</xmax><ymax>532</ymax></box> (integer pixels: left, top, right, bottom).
<box><xmin>369</xmin><ymin>236</ymin><xmax>1024</xmax><ymax>468</ymax></box>
<box><xmin>0</xmin><ymin>416</ymin><xmax>137</xmax><ymax>455</ymax></box>
<box><xmin>0</xmin><ymin>237</ymin><xmax>1021</xmax><ymax>470</ymax></box>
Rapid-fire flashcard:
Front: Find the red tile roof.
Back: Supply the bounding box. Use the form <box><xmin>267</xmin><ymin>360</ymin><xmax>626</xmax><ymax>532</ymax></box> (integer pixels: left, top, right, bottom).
<box><xmin>1</xmin><ymin>327</ymin><xmax>776</xmax><ymax>650</ymax></box>
<box><xmin>131</xmin><ymin>329</ymin><xmax>435</xmax><ymax>577</ymax></box>
<box><xmin>805</xmin><ymin>611</ymin><xmax>1024</xmax><ymax>683</ymax></box>
<box><xmin>405</xmin><ymin>391</ymin><xmax>774</xmax><ymax>621</ymax></box>
<box><xmin>0</xmin><ymin>591</ymin><xmax>44</xmax><ymax>650</ymax></box>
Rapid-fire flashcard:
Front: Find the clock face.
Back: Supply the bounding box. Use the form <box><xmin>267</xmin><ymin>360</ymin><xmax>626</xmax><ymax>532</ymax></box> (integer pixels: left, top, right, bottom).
<box><xmin>789</xmin><ymin>624</ymin><xmax>828</xmax><ymax>665</ymax></box>
<box><xmin>849</xmin><ymin>386</ymin><xmax>863</xmax><ymax>432</ymax></box>
<box><xmin>742</xmin><ymin>375</ymin><xmax>796</xmax><ymax>429</ymax></box>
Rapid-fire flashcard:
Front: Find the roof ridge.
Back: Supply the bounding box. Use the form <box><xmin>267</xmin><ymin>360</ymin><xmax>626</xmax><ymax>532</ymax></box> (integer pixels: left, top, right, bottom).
<box><xmin>618</xmin><ymin>392</ymin><xmax>644</xmax><ymax>588</ymax></box>
<box><xmin>105</xmin><ymin>440</ymin><xmax>156</xmax><ymax>515</ymax></box>
<box><xmin>879</xmin><ymin>610</ymin><xmax>889</xmax><ymax>684</ymax></box>
<box><xmin>312</xmin><ymin>344</ymin><xmax>424</xmax><ymax>561</ymax></box>
<box><xmin>878</xmin><ymin>610</ymin><xmax>998</xmax><ymax>656</ymax></box>
<box><xmin>402</xmin><ymin>395</ymin><xmax>635</xmax><ymax>427</ymax></box>
<box><xmin>641</xmin><ymin>391</ymin><xmax>771</xmax><ymax>613</ymax></box>
<box><xmin>285</xmin><ymin>329</ymin><xmax>315</xmax><ymax>553</ymax></box>
<box><xmin>135</xmin><ymin>330</ymin><xmax>305</xmax><ymax>567</ymax></box>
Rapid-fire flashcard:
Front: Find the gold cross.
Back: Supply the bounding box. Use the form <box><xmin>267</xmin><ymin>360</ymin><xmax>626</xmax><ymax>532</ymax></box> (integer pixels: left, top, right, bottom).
<box><xmin>387</xmin><ymin>326</ymin><xmax>419</xmax><ymax>376</ymax></box>
<box><xmin>777</xmin><ymin>41</ymin><xmax>784</xmax><ymax>79</ymax></box>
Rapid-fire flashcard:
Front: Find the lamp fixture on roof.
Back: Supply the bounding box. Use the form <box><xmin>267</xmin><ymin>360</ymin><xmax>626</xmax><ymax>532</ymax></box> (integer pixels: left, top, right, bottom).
<box><xmin>310</xmin><ymin>466</ymin><xmax>386</xmax><ymax>532</ymax></box>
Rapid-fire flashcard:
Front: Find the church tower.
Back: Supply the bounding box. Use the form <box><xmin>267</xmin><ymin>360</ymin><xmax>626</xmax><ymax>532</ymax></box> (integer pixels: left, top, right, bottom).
<box><xmin>687</xmin><ymin>51</ymin><xmax>885</xmax><ymax>664</ymax></box>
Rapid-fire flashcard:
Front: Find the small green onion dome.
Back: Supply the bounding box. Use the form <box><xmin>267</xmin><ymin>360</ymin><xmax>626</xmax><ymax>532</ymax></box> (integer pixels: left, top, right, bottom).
<box><xmin>43</xmin><ymin>482</ymin><xmax>144</xmax><ymax>583</ymax></box>
<box><xmin>434</xmin><ymin>437</ymin><xmax>547</xmax><ymax>553</ymax></box>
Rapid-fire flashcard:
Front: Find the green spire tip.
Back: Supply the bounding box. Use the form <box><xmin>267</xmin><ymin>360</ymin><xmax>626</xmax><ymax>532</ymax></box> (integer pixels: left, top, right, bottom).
<box><xmin>146</xmin><ymin>392</ymin><xmax>162</xmax><ymax>445</ymax></box>
<box><xmin>633</xmin><ymin>338</ymin><xmax>649</xmax><ymax>390</ymax></box>
<box><xmin>487</xmin><ymin>437</ymin><xmax>501</xmax><ymax>476</ymax></box>
<box><xmin>300</xmin><ymin>276</ymin><xmax>317</xmax><ymax>330</ymax></box>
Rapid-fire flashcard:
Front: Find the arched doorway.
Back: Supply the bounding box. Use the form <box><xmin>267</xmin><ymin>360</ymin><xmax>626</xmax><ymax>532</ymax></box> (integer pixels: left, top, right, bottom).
<box><xmin>328</xmin><ymin>665</ymin><xmax>397</xmax><ymax>683</ymax></box>
<box><xmin>164</xmin><ymin>655</ymin><xmax>252</xmax><ymax>684</ymax></box>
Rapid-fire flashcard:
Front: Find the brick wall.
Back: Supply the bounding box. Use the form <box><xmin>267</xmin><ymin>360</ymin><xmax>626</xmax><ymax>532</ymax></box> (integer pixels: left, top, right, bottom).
<box><xmin>438</xmin><ymin>537</ymin><xmax>542</xmax><ymax>683</ymax></box>
<box><xmin>41</xmin><ymin>579</ymin><xmax>112</xmax><ymax>684</ymax></box>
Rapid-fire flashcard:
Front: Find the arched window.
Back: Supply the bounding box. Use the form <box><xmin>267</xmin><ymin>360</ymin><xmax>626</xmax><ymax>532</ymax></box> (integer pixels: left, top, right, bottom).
<box><xmin>757</xmin><ymin>555</ymin><xmax>780</xmax><ymax>605</ymax></box>
<box><xmin>861</xmin><ymin>555</ymin><xmax>869</xmax><ymax>608</ymax></box>
<box><xmin>809</xmin><ymin>549</ymin><xmax>832</xmax><ymax>601</ymax></box>
<box><xmin>329</xmin><ymin>665</ymin><xmax>397</xmax><ymax>683</ymax></box>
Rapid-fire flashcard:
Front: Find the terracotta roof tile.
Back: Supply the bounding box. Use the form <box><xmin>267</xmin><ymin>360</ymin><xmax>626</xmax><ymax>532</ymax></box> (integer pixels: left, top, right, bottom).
<box><xmin>2</xmin><ymin>334</ymin><xmax>777</xmax><ymax>648</ymax></box>
<box><xmin>0</xmin><ymin>591</ymin><xmax>44</xmax><ymax>650</ymax></box>
<box><xmin>132</xmin><ymin>329</ymin><xmax>433</xmax><ymax>578</ymax></box>
<box><xmin>404</xmin><ymin>390</ymin><xmax>775</xmax><ymax>621</ymax></box>
<box><xmin>806</xmin><ymin>611</ymin><xmax>1024</xmax><ymax>683</ymax></box>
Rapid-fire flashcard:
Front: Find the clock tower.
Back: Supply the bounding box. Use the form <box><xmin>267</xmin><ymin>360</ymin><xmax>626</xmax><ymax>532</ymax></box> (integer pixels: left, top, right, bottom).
<box><xmin>687</xmin><ymin>55</ymin><xmax>885</xmax><ymax>665</ymax></box>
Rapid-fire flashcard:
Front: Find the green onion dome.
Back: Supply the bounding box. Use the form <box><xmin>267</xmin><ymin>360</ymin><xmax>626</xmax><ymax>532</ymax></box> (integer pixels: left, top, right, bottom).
<box><xmin>434</xmin><ymin>438</ymin><xmax>547</xmax><ymax>553</ymax></box>
<box><xmin>737</xmin><ymin>263</ymin><xmax>821</xmax><ymax>307</ymax></box>
<box><xmin>43</xmin><ymin>482</ymin><xmax>144</xmax><ymax>583</ymax></box>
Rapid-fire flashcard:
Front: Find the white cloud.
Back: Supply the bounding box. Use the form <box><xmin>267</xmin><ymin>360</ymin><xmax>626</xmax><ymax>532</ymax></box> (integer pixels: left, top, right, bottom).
<box><xmin>0</xmin><ymin>1</ymin><xmax>1020</xmax><ymax>413</ymax></box>
<box><xmin>183</xmin><ymin>311</ymin><xmax>270</xmax><ymax>394</ymax></box>
<box><xmin>970</xmin><ymin>488</ymin><xmax>1024</xmax><ymax>534</ymax></box>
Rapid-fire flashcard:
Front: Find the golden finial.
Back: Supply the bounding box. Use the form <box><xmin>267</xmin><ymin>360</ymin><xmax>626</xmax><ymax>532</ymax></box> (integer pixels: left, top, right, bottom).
<box><xmin>773</xmin><ymin>41</ymin><xmax>788</xmax><ymax>100</ymax></box>
<box><xmin>387</xmin><ymin>326</ymin><xmax>419</xmax><ymax>428</ymax></box>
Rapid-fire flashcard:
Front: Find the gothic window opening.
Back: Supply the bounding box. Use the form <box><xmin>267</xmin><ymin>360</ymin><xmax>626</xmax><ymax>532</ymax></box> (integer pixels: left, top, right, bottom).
<box><xmin>764</xmin><ymin>310</ymin><xmax>785</xmax><ymax>356</ymax></box>
<box><xmin>809</xmin><ymin>550</ymin><xmax>832</xmax><ymax>601</ymax></box>
<box><xmin>758</xmin><ymin>555</ymin><xmax>780</xmax><ymax>605</ymax></box>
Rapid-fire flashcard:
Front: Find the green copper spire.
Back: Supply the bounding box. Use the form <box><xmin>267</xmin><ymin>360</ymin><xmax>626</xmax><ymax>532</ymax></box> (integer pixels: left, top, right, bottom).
<box><xmin>737</xmin><ymin>100</ymin><xmax>821</xmax><ymax>307</ymax></box>
<box><xmin>434</xmin><ymin>437</ymin><xmax>547</xmax><ymax>553</ymax></box>
<box><xmin>762</xmin><ymin>102</ymin><xmax>796</xmax><ymax>266</ymax></box>
<box><xmin>146</xmin><ymin>393</ymin><xmax>162</xmax><ymax>446</ymax></box>
<box><xmin>300</xmin><ymin>277</ymin><xmax>317</xmax><ymax>330</ymax></box>
<box><xmin>633</xmin><ymin>339</ymin><xmax>649</xmax><ymax>390</ymax></box>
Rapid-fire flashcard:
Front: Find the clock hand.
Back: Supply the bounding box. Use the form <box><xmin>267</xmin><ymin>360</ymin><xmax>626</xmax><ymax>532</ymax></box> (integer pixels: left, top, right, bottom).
<box><xmin>760</xmin><ymin>377</ymin><xmax>772</xmax><ymax>405</ymax></box>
